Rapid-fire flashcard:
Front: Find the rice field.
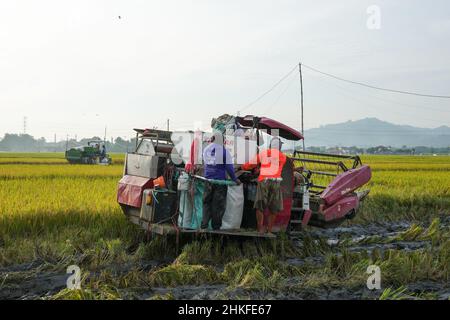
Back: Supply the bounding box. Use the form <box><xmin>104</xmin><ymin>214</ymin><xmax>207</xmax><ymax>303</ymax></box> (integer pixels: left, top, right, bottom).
<box><xmin>0</xmin><ymin>153</ymin><xmax>449</xmax><ymax>300</ymax></box>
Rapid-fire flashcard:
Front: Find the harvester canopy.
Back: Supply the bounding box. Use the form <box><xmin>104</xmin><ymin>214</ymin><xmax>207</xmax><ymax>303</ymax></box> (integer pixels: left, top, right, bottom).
<box><xmin>235</xmin><ymin>115</ymin><xmax>303</xmax><ymax>141</ymax></box>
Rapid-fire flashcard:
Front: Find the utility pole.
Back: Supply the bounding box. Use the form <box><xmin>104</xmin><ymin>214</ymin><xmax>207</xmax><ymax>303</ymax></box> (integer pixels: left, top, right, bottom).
<box><xmin>54</xmin><ymin>133</ymin><xmax>57</xmax><ymax>152</ymax></box>
<box><xmin>167</xmin><ymin>119</ymin><xmax>170</xmax><ymax>131</ymax></box>
<box><xmin>299</xmin><ymin>63</ymin><xmax>305</xmax><ymax>151</ymax></box>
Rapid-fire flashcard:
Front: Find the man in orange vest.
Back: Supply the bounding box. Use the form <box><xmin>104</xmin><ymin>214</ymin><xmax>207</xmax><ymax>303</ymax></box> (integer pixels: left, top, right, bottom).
<box><xmin>241</xmin><ymin>137</ymin><xmax>286</xmax><ymax>234</ymax></box>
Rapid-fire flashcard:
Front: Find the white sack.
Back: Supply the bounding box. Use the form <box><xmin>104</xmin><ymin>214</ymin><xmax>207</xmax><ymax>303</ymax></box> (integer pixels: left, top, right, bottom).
<box><xmin>221</xmin><ymin>184</ymin><xmax>244</xmax><ymax>230</ymax></box>
<box><xmin>178</xmin><ymin>191</ymin><xmax>193</xmax><ymax>228</ymax></box>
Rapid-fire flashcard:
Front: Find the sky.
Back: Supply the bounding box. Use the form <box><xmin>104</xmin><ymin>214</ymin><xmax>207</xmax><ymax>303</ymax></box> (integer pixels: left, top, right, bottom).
<box><xmin>0</xmin><ymin>0</ymin><xmax>449</xmax><ymax>141</ymax></box>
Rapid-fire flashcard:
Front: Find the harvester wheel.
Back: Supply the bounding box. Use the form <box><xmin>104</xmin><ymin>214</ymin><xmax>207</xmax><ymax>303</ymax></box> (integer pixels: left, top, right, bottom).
<box><xmin>286</xmin><ymin>220</ymin><xmax>302</xmax><ymax>237</ymax></box>
<box><xmin>345</xmin><ymin>209</ymin><xmax>356</xmax><ymax>220</ymax></box>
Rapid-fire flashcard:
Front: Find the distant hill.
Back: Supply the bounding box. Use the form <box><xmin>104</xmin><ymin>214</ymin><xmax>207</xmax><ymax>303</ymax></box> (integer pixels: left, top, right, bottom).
<box><xmin>305</xmin><ymin>118</ymin><xmax>450</xmax><ymax>148</ymax></box>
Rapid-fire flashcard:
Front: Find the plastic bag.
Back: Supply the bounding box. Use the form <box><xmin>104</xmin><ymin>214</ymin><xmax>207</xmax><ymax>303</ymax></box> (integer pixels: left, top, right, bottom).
<box><xmin>177</xmin><ymin>190</ymin><xmax>193</xmax><ymax>228</ymax></box>
<box><xmin>221</xmin><ymin>184</ymin><xmax>244</xmax><ymax>230</ymax></box>
<box><xmin>191</xmin><ymin>179</ymin><xmax>206</xmax><ymax>229</ymax></box>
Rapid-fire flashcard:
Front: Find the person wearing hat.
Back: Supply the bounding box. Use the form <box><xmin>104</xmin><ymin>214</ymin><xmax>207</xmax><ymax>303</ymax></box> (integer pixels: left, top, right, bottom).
<box><xmin>241</xmin><ymin>137</ymin><xmax>286</xmax><ymax>234</ymax></box>
<box><xmin>201</xmin><ymin>131</ymin><xmax>240</xmax><ymax>230</ymax></box>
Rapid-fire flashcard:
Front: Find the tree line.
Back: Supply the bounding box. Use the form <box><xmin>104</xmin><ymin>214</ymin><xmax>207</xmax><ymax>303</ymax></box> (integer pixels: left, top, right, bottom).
<box><xmin>0</xmin><ymin>134</ymin><xmax>135</xmax><ymax>153</ymax></box>
<box><xmin>0</xmin><ymin>133</ymin><xmax>448</xmax><ymax>155</ymax></box>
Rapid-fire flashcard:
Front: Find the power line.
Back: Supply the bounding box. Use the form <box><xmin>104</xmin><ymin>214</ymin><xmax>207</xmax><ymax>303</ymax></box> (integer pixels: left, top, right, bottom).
<box><xmin>239</xmin><ymin>65</ymin><xmax>298</xmax><ymax>113</ymax></box>
<box><xmin>263</xmin><ymin>71</ymin><xmax>298</xmax><ymax>113</ymax></box>
<box><xmin>305</xmin><ymin>68</ymin><xmax>447</xmax><ymax>124</ymax></box>
<box><xmin>239</xmin><ymin>60</ymin><xmax>450</xmax><ymax>119</ymax></box>
<box><xmin>301</xmin><ymin>63</ymin><xmax>450</xmax><ymax>99</ymax></box>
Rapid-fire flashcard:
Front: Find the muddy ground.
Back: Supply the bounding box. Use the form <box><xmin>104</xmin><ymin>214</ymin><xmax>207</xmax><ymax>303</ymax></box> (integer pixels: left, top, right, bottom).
<box><xmin>1</xmin><ymin>216</ymin><xmax>449</xmax><ymax>300</ymax></box>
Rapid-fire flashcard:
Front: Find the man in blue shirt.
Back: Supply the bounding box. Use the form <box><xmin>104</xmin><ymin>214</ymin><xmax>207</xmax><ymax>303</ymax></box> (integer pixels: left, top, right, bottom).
<box><xmin>201</xmin><ymin>132</ymin><xmax>240</xmax><ymax>230</ymax></box>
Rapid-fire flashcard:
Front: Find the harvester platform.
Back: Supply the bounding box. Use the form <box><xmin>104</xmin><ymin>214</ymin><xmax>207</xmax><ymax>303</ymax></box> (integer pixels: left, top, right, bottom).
<box><xmin>128</xmin><ymin>215</ymin><xmax>276</xmax><ymax>239</ymax></box>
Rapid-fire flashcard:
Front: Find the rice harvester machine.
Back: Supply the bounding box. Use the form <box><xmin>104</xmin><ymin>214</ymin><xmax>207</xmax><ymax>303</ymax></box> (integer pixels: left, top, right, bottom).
<box><xmin>65</xmin><ymin>140</ymin><xmax>112</xmax><ymax>165</ymax></box>
<box><xmin>116</xmin><ymin>115</ymin><xmax>371</xmax><ymax>238</ymax></box>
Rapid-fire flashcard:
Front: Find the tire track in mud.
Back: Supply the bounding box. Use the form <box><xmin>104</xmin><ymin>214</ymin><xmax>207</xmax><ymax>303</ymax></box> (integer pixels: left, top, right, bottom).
<box><xmin>0</xmin><ymin>259</ymin><xmax>168</xmax><ymax>300</ymax></box>
<box><xmin>291</xmin><ymin>221</ymin><xmax>427</xmax><ymax>258</ymax></box>
<box><xmin>286</xmin><ymin>217</ymin><xmax>449</xmax><ymax>266</ymax></box>
<box><xmin>279</xmin><ymin>216</ymin><xmax>450</xmax><ymax>300</ymax></box>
